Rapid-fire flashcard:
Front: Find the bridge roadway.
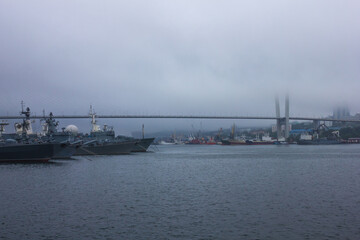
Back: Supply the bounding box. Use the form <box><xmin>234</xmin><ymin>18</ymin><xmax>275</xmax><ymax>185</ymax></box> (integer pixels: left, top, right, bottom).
<box><xmin>0</xmin><ymin>114</ymin><xmax>360</xmax><ymax>123</ymax></box>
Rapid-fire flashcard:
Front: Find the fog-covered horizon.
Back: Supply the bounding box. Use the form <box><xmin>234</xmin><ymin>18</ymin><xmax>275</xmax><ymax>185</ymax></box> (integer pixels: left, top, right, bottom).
<box><xmin>1</xmin><ymin>0</ymin><xmax>359</xmax><ymax>132</ymax></box>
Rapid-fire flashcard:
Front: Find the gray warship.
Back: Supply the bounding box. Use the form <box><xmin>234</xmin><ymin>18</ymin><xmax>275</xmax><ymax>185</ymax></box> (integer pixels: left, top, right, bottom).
<box><xmin>0</xmin><ymin>106</ymin><xmax>70</xmax><ymax>162</ymax></box>
<box><xmin>74</xmin><ymin>140</ymin><xmax>136</xmax><ymax>155</ymax></box>
<box><xmin>83</xmin><ymin>109</ymin><xmax>154</xmax><ymax>153</ymax></box>
<box><xmin>115</xmin><ymin>125</ymin><xmax>155</xmax><ymax>152</ymax></box>
<box><xmin>0</xmin><ymin>140</ymin><xmax>60</xmax><ymax>162</ymax></box>
<box><xmin>129</xmin><ymin>137</ymin><xmax>155</xmax><ymax>152</ymax></box>
<box><xmin>98</xmin><ymin>127</ymin><xmax>155</xmax><ymax>152</ymax></box>
<box><xmin>73</xmin><ymin>107</ymin><xmax>137</xmax><ymax>155</ymax></box>
<box><xmin>40</xmin><ymin>112</ymin><xmax>81</xmax><ymax>159</ymax></box>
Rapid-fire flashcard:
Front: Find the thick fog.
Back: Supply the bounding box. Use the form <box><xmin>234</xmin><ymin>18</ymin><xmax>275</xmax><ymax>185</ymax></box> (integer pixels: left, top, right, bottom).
<box><xmin>1</xmin><ymin>0</ymin><xmax>359</xmax><ymax>133</ymax></box>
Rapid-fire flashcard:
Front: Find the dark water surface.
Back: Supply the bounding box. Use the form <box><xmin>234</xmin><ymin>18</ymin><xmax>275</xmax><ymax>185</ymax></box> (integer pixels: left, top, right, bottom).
<box><xmin>1</xmin><ymin>145</ymin><xmax>360</xmax><ymax>239</ymax></box>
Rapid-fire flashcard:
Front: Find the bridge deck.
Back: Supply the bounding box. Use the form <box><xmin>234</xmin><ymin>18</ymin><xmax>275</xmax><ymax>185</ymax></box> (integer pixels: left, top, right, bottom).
<box><xmin>0</xmin><ymin>115</ymin><xmax>359</xmax><ymax>122</ymax></box>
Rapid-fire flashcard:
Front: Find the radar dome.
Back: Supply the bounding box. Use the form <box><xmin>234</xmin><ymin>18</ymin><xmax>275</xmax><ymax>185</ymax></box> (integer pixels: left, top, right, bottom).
<box><xmin>64</xmin><ymin>125</ymin><xmax>79</xmax><ymax>133</ymax></box>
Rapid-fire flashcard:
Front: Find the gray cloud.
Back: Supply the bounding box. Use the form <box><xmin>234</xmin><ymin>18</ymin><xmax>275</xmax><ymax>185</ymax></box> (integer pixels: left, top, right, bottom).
<box><xmin>1</xmin><ymin>0</ymin><xmax>359</xmax><ymax>133</ymax></box>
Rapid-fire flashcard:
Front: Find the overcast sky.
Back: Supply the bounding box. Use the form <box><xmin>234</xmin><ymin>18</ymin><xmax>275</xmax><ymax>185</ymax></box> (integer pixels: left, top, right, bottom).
<box><xmin>0</xmin><ymin>0</ymin><xmax>359</xmax><ymax>134</ymax></box>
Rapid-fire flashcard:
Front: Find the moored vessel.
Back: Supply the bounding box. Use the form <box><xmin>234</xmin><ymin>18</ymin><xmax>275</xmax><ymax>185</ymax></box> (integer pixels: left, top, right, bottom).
<box><xmin>132</xmin><ymin>138</ymin><xmax>155</xmax><ymax>152</ymax></box>
<box><xmin>222</xmin><ymin>133</ymin><xmax>275</xmax><ymax>145</ymax></box>
<box><xmin>74</xmin><ymin>106</ymin><xmax>138</xmax><ymax>155</ymax></box>
<box><xmin>297</xmin><ymin>129</ymin><xmax>344</xmax><ymax>145</ymax></box>
<box><xmin>40</xmin><ymin>112</ymin><xmax>81</xmax><ymax>159</ymax></box>
<box><xmin>115</xmin><ymin>135</ymin><xmax>155</xmax><ymax>152</ymax></box>
<box><xmin>74</xmin><ymin>140</ymin><xmax>136</xmax><ymax>155</ymax></box>
<box><xmin>0</xmin><ymin>141</ymin><xmax>57</xmax><ymax>162</ymax></box>
<box><xmin>0</xmin><ymin>104</ymin><xmax>79</xmax><ymax>161</ymax></box>
<box><xmin>0</xmin><ymin>107</ymin><xmax>70</xmax><ymax>162</ymax></box>
<box><xmin>297</xmin><ymin>138</ymin><xmax>343</xmax><ymax>145</ymax></box>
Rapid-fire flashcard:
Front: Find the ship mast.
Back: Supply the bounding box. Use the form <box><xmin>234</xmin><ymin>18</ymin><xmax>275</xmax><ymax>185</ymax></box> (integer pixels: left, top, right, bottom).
<box><xmin>18</xmin><ymin>102</ymin><xmax>33</xmax><ymax>141</ymax></box>
<box><xmin>89</xmin><ymin>105</ymin><xmax>100</xmax><ymax>132</ymax></box>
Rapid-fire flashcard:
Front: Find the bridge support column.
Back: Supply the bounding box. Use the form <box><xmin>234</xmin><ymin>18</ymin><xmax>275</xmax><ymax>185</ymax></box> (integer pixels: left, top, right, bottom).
<box><xmin>275</xmin><ymin>95</ymin><xmax>290</xmax><ymax>140</ymax></box>
<box><xmin>276</xmin><ymin>119</ymin><xmax>282</xmax><ymax>140</ymax></box>
<box><xmin>313</xmin><ymin>120</ymin><xmax>320</xmax><ymax>129</ymax></box>
<box><xmin>275</xmin><ymin>95</ymin><xmax>282</xmax><ymax>140</ymax></box>
<box><xmin>285</xmin><ymin>94</ymin><xmax>290</xmax><ymax>139</ymax></box>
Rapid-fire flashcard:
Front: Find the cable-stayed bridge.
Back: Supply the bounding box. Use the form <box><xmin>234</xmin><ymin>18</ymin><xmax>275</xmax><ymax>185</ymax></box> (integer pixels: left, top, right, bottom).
<box><xmin>1</xmin><ymin>113</ymin><xmax>359</xmax><ymax>139</ymax></box>
<box><xmin>1</xmin><ymin>97</ymin><xmax>359</xmax><ymax>139</ymax></box>
<box><xmin>0</xmin><ymin>114</ymin><xmax>359</xmax><ymax>122</ymax></box>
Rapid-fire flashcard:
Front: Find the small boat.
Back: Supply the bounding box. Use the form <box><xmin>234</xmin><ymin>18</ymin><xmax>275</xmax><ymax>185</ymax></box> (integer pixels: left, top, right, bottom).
<box><xmin>158</xmin><ymin>140</ymin><xmax>176</xmax><ymax>145</ymax></box>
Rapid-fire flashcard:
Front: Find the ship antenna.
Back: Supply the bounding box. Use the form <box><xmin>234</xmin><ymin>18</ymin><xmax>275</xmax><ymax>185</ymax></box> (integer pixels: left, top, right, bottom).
<box><xmin>89</xmin><ymin>105</ymin><xmax>100</xmax><ymax>132</ymax></box>
<box><xmin>21</xmin><ymin>100</ymin><xmax>25</xmax><ymax>113</ymax></box>
<box><xmin>19</xmin><ymin>102</ymin><xmax>31</xmax><ymax>142</ymax></box>
<box><xmin>90</xmin><ymin>105</ymin><xmax>97</xmax><ymax>124</ymax></box>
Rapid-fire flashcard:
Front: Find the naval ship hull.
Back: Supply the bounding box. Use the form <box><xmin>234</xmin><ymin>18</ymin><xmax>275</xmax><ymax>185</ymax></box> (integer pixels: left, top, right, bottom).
<box><xmin>0</xmin><ymin>143</ymin><xmax>57</xmax><ymax>162</ymax></box>
<box><xmin>52</xmin><ymin>144</ymin><xmax>80</xmax><ymax>159</ymax></box>
<box><xmin>74</xmin><ymin>141</ymin><xmax>137</xmax><ymax>156</ymax></box>
<box><xmin>132</xmin><ymin>138</ymin><xmax>155</xmax><ymax>152</ymax></box>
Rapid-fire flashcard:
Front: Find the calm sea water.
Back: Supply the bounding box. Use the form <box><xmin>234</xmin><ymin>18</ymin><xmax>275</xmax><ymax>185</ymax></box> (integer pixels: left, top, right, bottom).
<box><xmin>1</xmin><ymin>144</ymin><xmax>360</xmax><ymax>240</ymax></box>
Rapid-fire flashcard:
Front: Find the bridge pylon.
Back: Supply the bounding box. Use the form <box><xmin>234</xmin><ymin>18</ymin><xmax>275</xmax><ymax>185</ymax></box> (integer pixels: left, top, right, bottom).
<box><xmin>275</xmin><ymin>94</ymin><xmax>290</xmax><ymax>141</ymax></box>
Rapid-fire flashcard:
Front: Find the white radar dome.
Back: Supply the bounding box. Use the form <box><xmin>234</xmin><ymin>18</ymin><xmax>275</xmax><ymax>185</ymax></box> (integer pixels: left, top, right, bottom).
<box><xmin>64</xmin><ymin>125</ymin><xmax>79</xmax><ymax>133</ymax></box>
